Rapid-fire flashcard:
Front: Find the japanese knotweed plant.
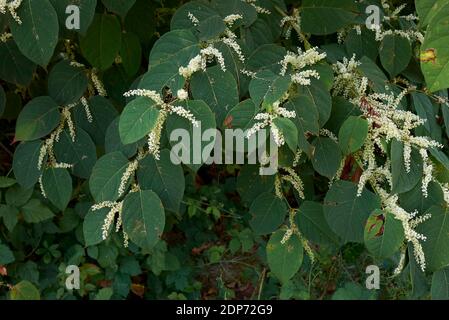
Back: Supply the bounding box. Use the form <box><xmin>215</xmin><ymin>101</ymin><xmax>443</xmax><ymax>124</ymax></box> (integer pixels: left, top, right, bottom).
<box><xmin>1</xmin><ymin>0</ymin><xmax>449</xmax><ymax>300</ymax></box>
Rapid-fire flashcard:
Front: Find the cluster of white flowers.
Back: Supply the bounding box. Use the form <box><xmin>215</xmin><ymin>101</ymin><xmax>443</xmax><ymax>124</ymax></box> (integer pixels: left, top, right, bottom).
<box><xmin>332</xmin><ymin>54</ymin><xmax>363</xmax><ymax>100</ymax></box>
<box><xmin>221</xmin><ymin>29</ymin><xmax>245</xmax><ymax>63</ymax></box>
<box><xmin>243</xmin><ymin>0</ymin><xmax>271</xmax><ymax>14</ymax></box>
<box><xmin>90</xmin><ymin>68</ymin><xmax>107</xmax><ymax>96</ymax></box>
<box><xmin>177</xmin><ymin>88</ymin><xmax>189</xmax><ymax>101</ymax></box>
<box><xmin>280</xmin><ymin>8</ymin><xmax>301</xmax><ymax>41</ymax></box>
<box><xmin>0</xmin><ymin>0</ymin><xmax>22</xmax><ymax>24</ymax></box>
<box><xmin>223</xmin><ymin>14</ymin><xmax>242</xmax><ymax>27</ymax></box>
<box><xmin>118</xmin><ymin>159</ymin><xmax>139</xmax><ymax>197</ymax></box>
<box><xmin>187</xmin><ymin>11</ymin><xmax>199</xmax><ymax>26</ymax></box>
<box><xmin>0</xmin><ymin>32</ymin><xmax>11</xmax><ymax>43</ymax></box>
<box><xmin>80</xmin><ymin>97</ymin><xmax>93</xmax><ymax>123</ymax></box>
<box><xmin>280</xmin><ymin>209</ymin><xmax>315</xmax><ymax>262</ymax></box>
<box><xmin>282</xmin><ymin>167</ymin><xmax>305</xmax><ymax>200</ymax></box>
<box><xmin>123</xmin><ymin>89</ymin><xmax>199</xmax><ymax>159</ymax></box>
<box><xmin>378</xmin><ymin>188</ymin><xmax>430</xmax><ymax>272</ymax></box>
<box><xmin>179</xmin><ymin>44</ymin><xmax>226</xmax><ymax>79</ymax></box>
<box><xmin>91</xmin><ymin>201</ymin><xmax>129</xmax><ymax>246</ymax></box>
<box><xmin>246</xmin><ymin>100</ymin><xmax>296</xmax><ymax>147</ymax></box>
<box><xmin>280</xmin><ymin>47</ymin><xmax>326</xmax><ymax>76</ymax></box>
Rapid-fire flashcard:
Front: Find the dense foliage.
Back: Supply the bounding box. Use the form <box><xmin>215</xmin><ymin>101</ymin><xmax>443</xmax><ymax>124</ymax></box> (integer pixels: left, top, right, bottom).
<box><xmin>1</xmin><ymin>0</ymin><xmax>449</xmax><ymax>300</ymax></box>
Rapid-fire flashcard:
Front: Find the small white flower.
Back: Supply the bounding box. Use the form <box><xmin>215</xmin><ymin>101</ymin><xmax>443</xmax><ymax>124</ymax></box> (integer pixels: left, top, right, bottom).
<box><xmin>177</xmin><ymin>89</ymin><xmax>189</xmax><ymax>101</ymax></box>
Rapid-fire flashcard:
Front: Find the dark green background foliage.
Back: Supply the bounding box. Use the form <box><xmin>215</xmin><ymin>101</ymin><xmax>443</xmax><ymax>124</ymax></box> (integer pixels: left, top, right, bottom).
<box><xmin>0</xmin><ymin>0</ymin><xmax>448</xmax><ymax>300</ymax></box>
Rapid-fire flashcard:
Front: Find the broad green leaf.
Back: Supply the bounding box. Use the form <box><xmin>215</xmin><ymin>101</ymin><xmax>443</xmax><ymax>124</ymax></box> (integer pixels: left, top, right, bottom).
<box><xmin>10</xmin><ymin>0</ymin><xmax>59</xmax><ymax>67</ymax></box>
<box><xmin>286</xmin><ymin>95</ymin><xmax>320</xmax><ymax>137</ymax></box>
<box><xmin>54</xmin><ymin>128</ymin><xmax>97</xmax><ymax>179</ymax></box>
<box><xmin>224</xmin><ymin>99</ymin><xmax>258</xmax><ymax>130</ymax></box>
<box><xmin>267</xmin><ymin>230</ymin><xmax>303</xmax><ymax>283</ymax></box>
<box><xmin>105</xmin><ymin>117</ymin><xmax>138</xmax><ymax>158</ymax></box>
<box><xmin>119</xmin><ymin>97</ymin><xmax>159</xmax><ymax>145</ymax></box>
<box><xmin>420</xmin><ymin>3</ymin><xmax>449</xmax><ymax>92</ymax></box>
<box><xmin>101</xmin><ymin>0</ymin><xmax>135</xmax><ymax>17</ymax></box>
<box><xmin>417</xmin><ymin>205</ymin><xmax>449</xmax><ymax>272</ymax></box>
<box><xmin>137</xmin><ymin>150</ymin><xmax>185</xmax><ymax>213</ymax></box>
<box><xmin>379</xmin><ymin>35</ymin><xmax>412</xmax><ymax>78</ymax></box>
<box><xmin>399</xmin><ymin>181</ymin><xmax>445</xmax><ymax>214</ymax></box>
<box><xmin>48</xmin><ymin>60</ymin><xmax>88</xmax><ymax>105</ymax></box>
<box><xmin>22</xmin><ymin>199</ymin><xmax>54</xmax><ymax>223</ymax></box>
<box><xmin>9</xmin><ymin>281</ymin><xmax>40</xmax><ymax>300</ymax></box>
<box><xmin>94</xmin><ymin>287</ymin><xmax>114</xmax><ymax>300</ymax></box>
<box><xmin>272</xmin><ymin>118</ymin><xmax>298</xmax><ymax>153</ymax></box>
<box><xmin>338</xmin><ymin>116</ymin><xmax>369</xmax><ymax>155</ymax></box>
<box><xmin>171</xmin><ymin>1</ymin><xmax>218</xmax><ymax>30</ymax></box>
<box><xmin>324</xmin><ymin>180</ymin><xmax>381</xmax><ymax>243</ymax></box>
<box><xmin>241</xmin><ymin>19</ymin><xmax>274</xmax><ymax>51</ymax></box>
<box><xmin>311</xmin><ymin>137</ymin><xmax>342</xmax><ymax>179</ymax></box>
<box><xmin>0</xmin><ymin>205</ymin><xmax>19</xmax><ymax>232</ymax></box>
<box><xmin>391</xmin><ymin>139</ymin><xmax>423</xmax><ymax>194</ymax></box>
<box><xmin>0</xmin><ymin>176</ymin><xmax>16</xmax><ymax>188</ymax></box>
<box><xmin>50</xmin><ymin>0</ymin><xmax>97</xmax><ymax>35</ymax></box>
<box><xmin>12</xmin><ymin>140</ymin><xmax>45</xmax><ymax>189</ymax></box>
<box><xmin>236</xmin><ymin>165</ymin><xmax>275</xmax><ymax>205</ymax></box>
<box><xmin>89</xmin><ymin>151</ymin><xmax>130</xmax><ymax>203</ymax></box>
<box><xmin>0</xmin><ymin>40</ymin><xmax>36</xmax><ymax>86</ymax></box>
<box><xmin>412</xmin><ymin>93</ymin><xmax>441</xmax><ymax>140</ymax></box>
<box><xmin>197</xmin><ymin>14</ymin><xmax>226</xmax><ymax>41</ymax></box>
<box><xmin>345</xmin><ymin>28</ymin><xmax>378</xmax><ymax>61</ymax></box>
<box><xmin>149</xmin><ymin>29</ymin><xmax>200</xmax><ymax>68</ymax></box>
<box><xmin>5</xmin><ymin>185</ymin><xmax>33</xmax><ymax>207</ymax></box>
<box><xmin>332</xmin><ymin>282</ymin><xmax>376</xmax><ymax>300</ymax></box>
<box><xmin>246</xmin><ymin>44</ymin><xmax>287</xmax><ymax>75</ymax></box>
<box><xmin>0</xmin><ymin>244</ymin><xmax>15</xmax><ymax>265</ymax></box>
<box><xmin>296</xmin><ymin>79</ymin><xmax>332</xmax><ymax>127</ymax></box>
<box><xmin>83</xmin><ymin>207</ymin><xmax>109</xmax><ymax>246</ymax></box>
<box><xmin>138</xmin><ymin>61</ymin><xmax>186</xmax><ymax>95</ymax></box>
<box><xmin>302</xmin><ymin>0</ymin><xmax>359</xmax><ymax>35</ymax></box>
<box><xmin>41</xmin><ymin>168</ymin><xmax>72</xmax><ymax>211</ymax></box>
<box><xmin>122</xmin><ymin>190</ymin><xmax>165</xmax><ymax>250</ymax></box>
<box><xmin>296</xmin><ymin>201</ymin><xmax>340</xmax><ymax>247</ymax></box>
<box><xmin>416</xmin><ymin>0</ymin><xmax>449</xmax><ymax>26</ymax></box>
<box><xmin>249</xmin><ymin>192</ymin><xmax>287</xmax><ymax>235</ymax></box>
<box><xmin>431</xmin><ymin>267</ymin><xmax>449</xmax><ymax>300</ymax></box>
<box><xmin>325</xmin><ymin>97</ymin><xmax>362</xmax><ymax>134</ymax></box>
<box><xmin>15</xmin><ymin>96</ymin><xmax>60</xmax><ymax>141</ymax></box>
<box><xmin>212</xmin><ymin>0</ymin><xmax>257</xmax><ymax>27</ymax></box>
<box><xmin>191</xmin><ymin>66</ymin><xmax>239</xmax><ymax>126</ymax></box>
<box><xmin>124</xmin><ymin>0</ymin><xmax>156</xmax><ymax>45</ymax></box>
<box><xmin>364</xmin><ymin>210</ymin><xmax>405</xmax><ymax>259</ymax></box>
<box><xmin>73</xmin><ymin>96</ymin><xmax>118</xmax><ymax>145</ymax></box>
<box><xmin>80</xmin><ymin>14</ymin><xmax>122</xmax><ymax>71</ymax></box>
<box><xmin>120</xmin><ymin>32</ymin><xmax>141</xmax><ymax>77</ymax></box>
<box><xmin>359</xmin><ymin>56</ymin><xmax>389</xmax><ymax>93</ymax></box>
<box><xmin>166</xmin><ymin>100</ymin><xmax>216</xmax><ymax>172</ymax></box>
<box><xmin>249</xmin><ymin>70</ymin><xmax>290</xmax><ymax>107</ymax></box>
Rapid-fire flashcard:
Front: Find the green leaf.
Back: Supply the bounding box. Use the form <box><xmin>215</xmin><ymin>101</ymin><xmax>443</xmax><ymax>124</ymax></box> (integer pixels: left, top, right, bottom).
<box><xmin>236</xmin><ymin>165</ymin><xmax>275</xmax><ymax>206</ymax></box>
<box><xmin>345</xmin><ymin>28</ymin><xmax>378</xmax><ymax>61</ymax></box>
<box><xmin>391</xmin><ymin>139</ymin><xmax>423</xmax><ymax>194</ymax></box>
<box><xmin>9</xmin><ymin>281</ymin><xmax>40</xmax><ymax>300</ymax></box>
<box><xmin>249</xmin><ymin>70</ymin><xmax>290</xmax><ymax>106</ymax></box>
<box><xmin>338</xmin><ymin>116</ymin><xmax>369</xmax><ymax>155</ymax></box>
<box><xmin>420</xmin><ymin>3</ymin><xmax>449</xmax><ymax>92</ymax></box>
<box><xmin>311</xmin><ymin>137</ymin><xmax>342</xmax><ymax>179</ymax></box>
<box><xmin>105</xmin><ymin>117</ymin><xmax>138</xmax><ymax>158</ymax></box>
<box><xmin>197</xmin><ymin>15</ymin><xmax>226</xmax><ymax>41</ymax></box>
<box><xmin>120</xmin><ymin>32</ymin><xmax>141</xmax><ymax>77</ymax></box>
<box><xmin>89</xmin><ymin>151</ymin><xmax>130</xmax><ymax>203</ymax></box>
<box><xmin>324</xmin><ymin>180</ymin><xmax>381</xmax><ymax>243</ymax></box>
<box><xmin>22</xmin><ymin>199</ymin><xmax>54</xmax><ymax>223</ymax></box>
<box><xmin>80</xmin><ymin>13</ymin><xmax>122</xmax><ymax>71</ymax></box>
<box><xmin>94</xmin><ymin>287</ymin><xmax>113</xmax><ymax>300</ymax></box>
<box><xmin>431</xmin><ymin>267</ymin><xmax>449</xmax><ymax>300</ymax></box>
<box><xmin>416</xmin><ymin>0</ymin><xmax>449</xmax><ymax>26</ymax></box>
<box><xmin>12</xmin><ymin>140</ymin><xmax>45</xmax><ymax>189</ymax></box>
<box><xmin>41</xmin><ymin>168</ymin><xmax>72</xmax><ymax>211</ymax></box>
<box><xmin>0</xmin><ymin>176</ymin><xmax>16</xmax><ymax>188</ymax></box>
<box><xmin>272</xmin><ymin>118</ymin><xmax>298</xmax><ymax>153</ymax></box>
<box><xmin>212</xmin><ymin>0</ymin><xmax>257</xmax><ymax>27</ymax></box>
<box><xmin>137</xmin><ymin>150</ymin><xmax>185</xmax><ymax>213</ymax></box>
<box><xmin>73</xmin><ymin>96</ymin><xmax>118</xmax><ymax>145</ymax></box>
<box><xmin>138</xmin><ymin>61</ymin><xmax>186</xmax><ymax>95</ymax></box>
<box><xmin>417</xmin><ymin>205</ymin><xmax>449</xmax><ymax>272</ymax></box>
<box><xmin>149</xmin><ymin>29</ymin><xmax>200</xmax><ymax>69</ymax></box>
<box><xmin>0</xmin><ymin>40</ymin><xmax>36</xmax><ymax>86</ymax></box>
<box><xmin>170</xmin><ymin>1</ymin><xmax>218</xmax><ymax>30</ymax></box>
<box><xmin>0</xmin><ymin>205</ymin><xmax>19</xmax><ymax>232</ymax></box>
<box><xmin>15</xmin><ymin>96</ymin><xmax>60</xmax><ymax>141</ymax></box>
<box><xmin>122</xmin><ymin>190</ymin><xmax>165</xmax><ymax>250</ymax></box>
<box><xmin>5</xmin><ymin>185</ymin><xmax>33</xmax><ymax>207</ymax></box>
<box><xmin>191</xmin><ymin>66</ymin><xmax>239</xmax><ymax>126</ymax></box>
<box><xmin>54</xmin><ymin>128</ymin><xmax>97</xmax><ymax>179</ymax></box>
<box><xmin>364</xmin><ymin>210</ymin><xmax>405</xmax><ymax>259</ymax></box>
<box><xmin>83</xmin><ymin>207</ymin><xmax>109</xmax><ymax>246</ymax></box>
<box><xmin>0</xmin><ymin>244</ymin><xmax>15</xmax><ymax>265</ymax></box>
<box><xmin>224</xmin><ymin>99</ymin><xmax>258</xmax><ymax>130</ymax></box>
<box><xmin>48</xmin><ymin>60</ymin><xmax>88</xmax><ymax>105</ymax></box>
<box><xmin>119</xmin><ymin>96</ymin><xmax>159</xmax><ymax>145</ymax></box>
<box><xmin>249</xmin><ymin>192</ymin><xmax>287</xmax><ymax>235</ymax></box>
<box><xmin>399</xmin><ymin>181</ymin><xmax>445</xmax><ymax>214</ymax></box>
<box><xmin>101</xmin><ymin>0</ymin><xmax>135</xmax><ymax>17</ymax></box>
<box><xmin>379</xmin><ymin>35</ymin><xmax>412</xmax><ymax>78</ymax></box>
<box><xmin>296</xmin><ymin>79</ymin><xmax>332</xmax><ymax>127</ymax></box>
<box><xmin>302</xmin><ymin>0</ymin><xmax>359</xmax><ymax>35</ymax></box>
<box><xmin>267</xmin><ymin>230</ymin><xmax>303</xmax><ymax>284</ymax></box>
<box><xmin>296</xmin><ymin>201</ymin><xmax>340</xmax><ymax>247</ymax></box>
<box><xmin>10</xmin><ymin>0</ymin><xmax>59</xmax><ymax>67</ymax></box>
<box><xmin>124</xmin><ymin>0</ymin><xmax>156</xmax><ymax>45</ymax></box>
